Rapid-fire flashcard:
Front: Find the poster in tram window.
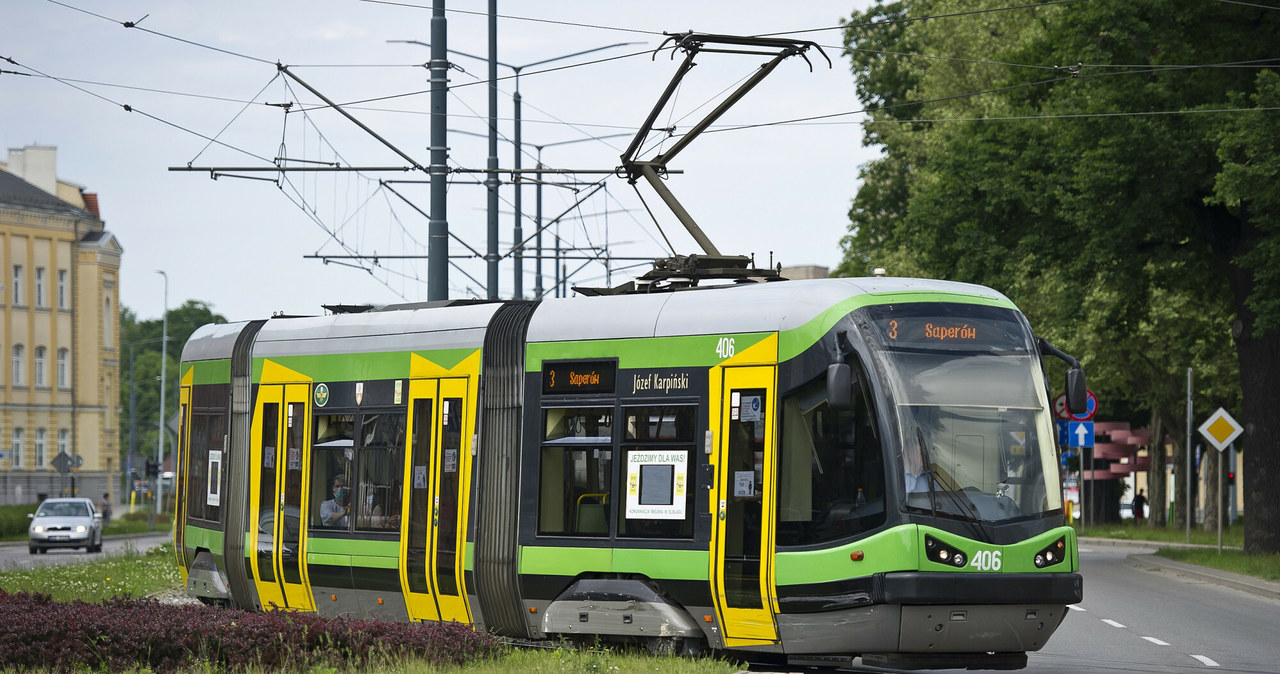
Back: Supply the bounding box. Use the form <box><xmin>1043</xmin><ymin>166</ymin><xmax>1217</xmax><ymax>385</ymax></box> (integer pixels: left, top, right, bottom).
<box><xmin>207</xmin><ymin>450</ymin><xmax>222</xmax><ymax>507</ymax></box>
<box><xmin>625</xmin><ymin>450</ymin><xmax>688</xmax><ymax>520</ymax></box>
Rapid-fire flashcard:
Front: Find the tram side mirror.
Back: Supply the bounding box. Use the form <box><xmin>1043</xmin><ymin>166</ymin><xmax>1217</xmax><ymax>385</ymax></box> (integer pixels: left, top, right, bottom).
<box><xmin>1065</xmin><ymin>368</ymin><xmax>1087</xmax><ymax>414</ymax></box>
<box><xmin>828</xmin><ymin>363</ymin><xmax>853</xmax><ymax>411</ymax></box>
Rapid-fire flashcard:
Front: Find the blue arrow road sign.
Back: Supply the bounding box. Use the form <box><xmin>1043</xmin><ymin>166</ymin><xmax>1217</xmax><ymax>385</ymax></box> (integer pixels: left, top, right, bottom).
<box><xmin>1068</xmin><ymin>421</ymin><xmax>1094</xmax><ymax>448</ymax></box>
<box><xmin>1056</xmin><ymin>420</ymin><xmax>1070</xmax><ymax>446</ymax></box>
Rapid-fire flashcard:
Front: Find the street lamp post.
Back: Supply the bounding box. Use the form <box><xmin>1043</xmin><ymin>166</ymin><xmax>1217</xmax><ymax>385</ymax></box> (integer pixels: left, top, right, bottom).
<box><xmin>390</xmin><ymin>38</ymin><xmax>639</xmax><ymax>298</ymax></box>
<box><xmin>155</xmin><ymin>270</ymin><xmax>168</xmax><ymax>516</ymax></box>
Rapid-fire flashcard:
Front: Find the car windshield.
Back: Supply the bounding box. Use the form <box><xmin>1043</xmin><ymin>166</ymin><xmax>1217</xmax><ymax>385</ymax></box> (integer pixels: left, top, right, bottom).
<box><xmin>37</xmin><ymin>501</ymin><xmax>89</xmax><ymax>517</ymax></box>
<box><xmin>860</xmin><ymin>303</ymin><xmax>1062</xmax><ymax>522</ymax></box>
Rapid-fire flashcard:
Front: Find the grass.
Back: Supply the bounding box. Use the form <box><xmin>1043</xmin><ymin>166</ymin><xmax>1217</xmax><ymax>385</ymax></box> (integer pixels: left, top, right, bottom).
<box><xmin>0</xmin><ymin>541</ymin><xmax>180</xmax><ymax>602</ymax></box>
<box><xmin>1071</xmin><ymin>520</ymin><xmax>1244</xmax><ymax>547</ymax></box>
<box><xmin>411</xmin><ymin>645</ymin><xmax>740</xmax><ymax>674</ymax></box>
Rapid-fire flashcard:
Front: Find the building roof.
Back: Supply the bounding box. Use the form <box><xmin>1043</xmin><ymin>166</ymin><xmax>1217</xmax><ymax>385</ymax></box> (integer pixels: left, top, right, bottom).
<box><xmin>0</xmin><ymin>168</ymin><xmax>91</xmax><ymax>216</ymax></box>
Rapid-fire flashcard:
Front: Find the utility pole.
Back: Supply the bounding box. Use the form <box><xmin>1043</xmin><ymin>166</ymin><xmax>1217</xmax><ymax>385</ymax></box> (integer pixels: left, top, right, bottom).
<box><xmin>156</xmin><ymin>270</ymin><xmax>168</xmax><ymax>516</ymax></box>
<box><xmin>428</xmin><ymin>0</ymin><xmax>449</xmax><ymax>300</ymax></box>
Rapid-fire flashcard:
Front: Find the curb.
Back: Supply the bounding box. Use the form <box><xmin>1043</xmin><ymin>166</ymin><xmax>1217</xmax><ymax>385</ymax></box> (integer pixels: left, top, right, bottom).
<box><xmin>1125</xmin><ymin>553</ymin><xmax>1280</xmax><ymax>601</ymax></box>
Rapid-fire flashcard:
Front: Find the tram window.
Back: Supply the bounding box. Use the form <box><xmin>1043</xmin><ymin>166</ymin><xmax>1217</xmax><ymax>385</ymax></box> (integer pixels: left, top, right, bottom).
<box><xmin>776</xmin><ymin>367</ymin><xmax>886</xmax><ymax>546</ymax></box>
<box><xmin>185</xmin><ymin>411</ymin><xmax>225</xmax><ymax>522</ymax></box>
<box><xmin>623</xmin><ymin>405</ymin><xmax>695</xmax><ymax>442</ymax></box>
<box><xmin>544</xmin><ymin>407</ymin><xmax>612</xmax><ymax>442</ymax></box>
<box><xmin>539</xmin><ymin>444</ymin><xmax>613</xmax><ymax>537</ymax></box>
<box><xmin>311</xmin><ymin>414</ymin><xmax>355</xmax><ymax>529</ymax></box>
<box><xmin>619</xmin><ymin>405</ymin><xmax>696</xmax><ymax>539</ymax></box>
<box><xmin>355</xmin><ymin>412</ymin><xmax>406</xmax><ymax>531</ymax></box>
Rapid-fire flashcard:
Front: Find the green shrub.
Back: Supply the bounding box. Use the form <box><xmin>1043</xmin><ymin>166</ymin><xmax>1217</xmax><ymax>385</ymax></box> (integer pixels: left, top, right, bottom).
<box><xmin>0</xmin><ymin>503</ymin><xmax>38</xmax><ymax>538</ymax></box>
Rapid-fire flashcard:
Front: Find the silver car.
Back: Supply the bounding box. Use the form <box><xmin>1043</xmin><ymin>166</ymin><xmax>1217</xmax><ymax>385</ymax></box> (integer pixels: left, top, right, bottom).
<box><xmin>28</xmin><ymin>497</ymin><xmax>104</xmax><ymax>554</ymax></box>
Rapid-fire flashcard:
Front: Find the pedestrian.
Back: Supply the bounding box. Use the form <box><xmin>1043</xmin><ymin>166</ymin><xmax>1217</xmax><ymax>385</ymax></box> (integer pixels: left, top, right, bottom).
<box><xmin>1132</xmin><ymin>488</ymin><xmax>1146</xmax><ymax>526</ymax></box>
<box><xmin>100</xmin><ymin>492</ymin><xmax>113</xmax><ymax>527</ymax></box>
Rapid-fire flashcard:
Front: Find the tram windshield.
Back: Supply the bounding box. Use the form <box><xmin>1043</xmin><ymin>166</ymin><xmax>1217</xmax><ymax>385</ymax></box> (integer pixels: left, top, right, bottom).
<box><xmin>861</xmin><ymin>303</ymin><xmax>1062</xmax><ymax>522</ymax></box>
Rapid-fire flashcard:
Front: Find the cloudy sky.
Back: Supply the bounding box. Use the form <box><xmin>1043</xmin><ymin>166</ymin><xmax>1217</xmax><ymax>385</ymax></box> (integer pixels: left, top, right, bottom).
<box><xmin>3</xmin><ymin>1</ymin><xmax>876</xmax><ymax>322</ymax></box>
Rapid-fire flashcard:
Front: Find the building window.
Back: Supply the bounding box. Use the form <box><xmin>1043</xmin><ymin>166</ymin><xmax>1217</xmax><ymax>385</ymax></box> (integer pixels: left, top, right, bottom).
<box><xmin>57</xmin><ymin>429</ymin><xmax>68</xmax><ymax>462</ymax></box>
<box><xmin>57</xmin><ymin>269</ymin><xmax>67</xmax><ymax>309</ymax></box>
<box><xmin>104</xmin><ymin>297</ymin><xmax>113</xmax><ymax>347</ymax></box>
<box><xmin>34</xmin><ymin>346</ymin><xmax>47</xmax><ymax>387</ymax></box>
<box><xmin>35</xmin><ymin>429</ymin><xmax>47</xmax><ymax>469</ymax></box>
<box><xmin>12</xmin><ymin>265</ymin><xmax>22</xmax><ymax>305</ymax></box>
<box><xmin>57</xmin><ymin>348</ymin><xmax>69</xmax><ymax>388</ymax></box>
<box><xmin>11</xmin><ymin>345</ymin><xmax>24</xmax><ymax>386</ymax></box>
<box><xmin>35</xmin><ymin>267</ymin><xmax>45</xmax><ymax>307</ymax></box>
<box><xmin>11</xmin><ymin>429</ymin><xmax>22</xmax><ymax>469</ymax></box>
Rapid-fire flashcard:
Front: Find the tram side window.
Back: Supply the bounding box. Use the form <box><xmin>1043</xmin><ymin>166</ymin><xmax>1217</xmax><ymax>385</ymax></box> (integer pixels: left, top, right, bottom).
<box><xmin>355</xmin><ymin>412</ymin><xmax>406</xmax><ymax>531</ymax></box>
<box><xmin>619</xmin><ymin>405</ymin><xmax>696</xmax><ymax>538</ymax></box>
<box><xmin>311</xmin><ymin>414</ymin><xmax>355</xmax><ymax>529</ymax></box>
<box><xmin>776</xmin><ymin>363</ymin><xmax>886</xmax><ymax>546</ymax></box>
<box><xmin>538</xmin><ymin>407</ymin><xmax>613</xmax><ymax>537</ymax></box>
<box><xmin>185</xmin><ymin>411</ymin><xmax>226</xmax><ymax>521</ymax></box>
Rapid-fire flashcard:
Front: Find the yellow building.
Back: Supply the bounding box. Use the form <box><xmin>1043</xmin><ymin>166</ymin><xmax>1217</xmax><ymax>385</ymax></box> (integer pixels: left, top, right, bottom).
<box><xmin>0</xmin><ymin>145</ymin><xmax>121</xmax><ymax>504</ymax></box>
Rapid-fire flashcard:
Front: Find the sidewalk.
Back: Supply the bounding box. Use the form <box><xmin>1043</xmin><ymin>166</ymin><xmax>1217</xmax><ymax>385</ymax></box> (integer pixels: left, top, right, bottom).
<box><xmin>1081</xmin><ymin>536</ymin><xmax>1280</xmax><ymax>601</ymax></box>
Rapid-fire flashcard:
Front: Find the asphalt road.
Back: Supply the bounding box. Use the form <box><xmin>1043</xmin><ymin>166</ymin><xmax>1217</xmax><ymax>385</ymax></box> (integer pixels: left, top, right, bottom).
<box><xmin>0</xmin><ymin>532</ymin><xmax>171</xmax><ymax>570</ymax></box>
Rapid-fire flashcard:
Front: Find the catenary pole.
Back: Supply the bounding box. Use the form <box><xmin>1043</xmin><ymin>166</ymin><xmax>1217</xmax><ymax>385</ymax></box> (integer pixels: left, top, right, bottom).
<box><xmin>485</xmin><ymin>0</ymin><xmax>499</xmax><ymax>299</ymax></box>
<box><xmin>428</xmin><ymin>0</ymin><xmax>449</xmax><ymax>300</ymax></box>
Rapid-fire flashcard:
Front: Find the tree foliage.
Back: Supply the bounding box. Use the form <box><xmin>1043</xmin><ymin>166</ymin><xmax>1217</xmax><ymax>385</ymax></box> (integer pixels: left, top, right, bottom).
<box><xmin>839</xmin><ymin>0</ymin><xmax>1278</xmax><ymax>551</ymax></box>
<box><xmin>119</xmin><ymin>301</ymin><xmax>226</xmax><ymax>473</ymax></box>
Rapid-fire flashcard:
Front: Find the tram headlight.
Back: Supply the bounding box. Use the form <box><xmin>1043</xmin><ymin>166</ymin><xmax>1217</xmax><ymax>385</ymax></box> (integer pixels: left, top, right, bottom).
<box><xmin>925</xmin><ymin>535</ymin><xmax>968</xmax><ymax>568</ymax></box>
<box><xmin>1034</xmin><ymin>536</ymin><xmax>1068</xmax><ymax>568</ymax></box>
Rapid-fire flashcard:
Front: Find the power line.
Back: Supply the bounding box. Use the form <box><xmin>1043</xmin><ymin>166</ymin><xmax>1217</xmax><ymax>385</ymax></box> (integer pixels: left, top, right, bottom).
<box><xmin>358</xmin><ymin>0</ymin><xmax>666</xmax><ymax>37</ymax></box>
<box><xmin>44</xmin><ymin>0</ymin><xmax>275</xmax><ymax>65</ymax></box>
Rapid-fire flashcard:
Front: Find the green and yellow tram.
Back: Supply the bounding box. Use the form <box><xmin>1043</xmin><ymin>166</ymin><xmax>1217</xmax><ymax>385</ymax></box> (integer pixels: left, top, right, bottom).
<box><xmin>174</xmin><ymin>276</ymin><xmax>1084</xmax><ymax>669</ymax></box>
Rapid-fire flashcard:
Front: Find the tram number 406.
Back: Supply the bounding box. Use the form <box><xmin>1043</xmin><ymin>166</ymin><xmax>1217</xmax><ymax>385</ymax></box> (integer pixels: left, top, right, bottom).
<box><xmin>715</xmin><ymin>337</ymin><xmax>736</xmax><ymax>359</ymax></box>
<box><xmin>970</xmin><ymin>549</ymin><xmax>1002</xmax><ymax>571</ymax></box>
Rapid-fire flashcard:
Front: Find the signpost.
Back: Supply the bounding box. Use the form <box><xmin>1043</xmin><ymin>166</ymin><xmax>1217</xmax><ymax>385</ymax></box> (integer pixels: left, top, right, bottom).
<box><xmin>1056</xmin><ymin>390</ymin><xmax>1099</xmax><ymax>528</ymax></box>
<box><xmin>1198</xmin><ymin>407</ymin><xmax>1243</xmax><ymax>553</ymax></box>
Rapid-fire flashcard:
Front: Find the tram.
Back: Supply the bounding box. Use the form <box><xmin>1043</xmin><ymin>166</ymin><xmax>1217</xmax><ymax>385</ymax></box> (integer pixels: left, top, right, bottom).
<box><xmin>174</xmin><ymin>275</ymin><xmax>1085</xmax><ymax>670</ymax></box>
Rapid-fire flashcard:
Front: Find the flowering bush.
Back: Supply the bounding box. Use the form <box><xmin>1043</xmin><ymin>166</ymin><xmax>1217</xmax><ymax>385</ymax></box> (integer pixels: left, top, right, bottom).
<box><xmin>0</xmin><ymin>590</ymin><xmax>502</xmax><ymax>672</ymax></box>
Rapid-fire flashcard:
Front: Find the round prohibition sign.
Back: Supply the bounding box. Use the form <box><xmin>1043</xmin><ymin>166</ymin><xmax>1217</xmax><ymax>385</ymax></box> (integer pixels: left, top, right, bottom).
<box><xmin>1069</xmin><ymin>390</ymin><xmax>1098</xmax><ymax>421</ymax></box>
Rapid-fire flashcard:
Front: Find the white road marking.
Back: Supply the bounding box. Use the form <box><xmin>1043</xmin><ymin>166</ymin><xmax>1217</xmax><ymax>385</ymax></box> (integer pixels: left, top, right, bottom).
<box><xmin>1142</xmin><ymin>637</ymin><xmax>1170</xmax><ymax>646</ymax></box>
<box><xmin>1102</xmin><ymin>619</ymin><xmax>1126</xmax><ymax>628</ymax></box>
<box><xmin>1190</xmin><ymin>654</ymin><xmax>1220</xmax><ymax>667</ymax></box>
<box><xmin>1067</xmin><ymin>604</ymin><xmax>1086</xmax><ymax>612</ymax></box>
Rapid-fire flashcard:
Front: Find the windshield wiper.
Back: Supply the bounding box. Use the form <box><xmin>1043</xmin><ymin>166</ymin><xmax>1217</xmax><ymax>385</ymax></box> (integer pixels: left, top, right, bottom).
<box><xmin>915</xmin><ymin>427</ymin><xmax>990</xmax><ymax>543</ymax></box>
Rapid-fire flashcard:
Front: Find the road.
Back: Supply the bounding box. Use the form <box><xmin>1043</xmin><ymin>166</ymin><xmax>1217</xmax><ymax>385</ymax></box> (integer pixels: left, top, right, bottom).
<box><xmin>1024</xmin><ymin>541</ymin><xmax>1279</xmax><ymax>673</ymax></box>
<box><xmin>0</xmin><ymin>532</ymin><xmax>171</xmax><ymax>571</ymax></box>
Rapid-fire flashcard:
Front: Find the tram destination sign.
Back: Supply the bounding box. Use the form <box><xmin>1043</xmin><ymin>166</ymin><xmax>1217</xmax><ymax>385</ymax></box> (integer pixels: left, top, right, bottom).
<box><xmin>542</xmin><ymin>360</ymin><xmax>617</xmax><ymax>395</ymax></box>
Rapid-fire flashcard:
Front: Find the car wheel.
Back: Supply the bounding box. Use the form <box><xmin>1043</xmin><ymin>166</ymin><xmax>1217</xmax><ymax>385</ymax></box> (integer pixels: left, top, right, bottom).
<box><xmin>29</xmin><ymin>545</ymin><xmax>37</xmax><ymax>555</ymax></box>
<box><xmin>37</xmin><ymin>547</ymin><xmax>48</xmax><ymax>554</ymax></box>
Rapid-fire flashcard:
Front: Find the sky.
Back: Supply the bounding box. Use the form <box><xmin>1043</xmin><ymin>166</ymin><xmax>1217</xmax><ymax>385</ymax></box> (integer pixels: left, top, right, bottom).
<box><xmin>3</xmin><ymin>0</ymin><xmax>877</xmax><ymax>323</ymax></box>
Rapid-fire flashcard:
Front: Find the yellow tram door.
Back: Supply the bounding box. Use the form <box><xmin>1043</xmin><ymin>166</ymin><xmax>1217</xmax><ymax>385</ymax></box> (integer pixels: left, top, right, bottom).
<box><xmin>401</xmin><ymin>378</ymin><xmax>474</xmax><ymax>624</ymax></box>
<box><xmin>710</xmin><ymin>365</ymin><xmax>780</xmax><ymax>646</ymax></box>
<box><xmin>248</xmin><ymin>383</ymin><xmax>315</xmax><ymax>611</ymax></box>
<box><xmin>174</xmin><ymin>382</ymin><xmax>192</xmax><ymax>580</ymax></box>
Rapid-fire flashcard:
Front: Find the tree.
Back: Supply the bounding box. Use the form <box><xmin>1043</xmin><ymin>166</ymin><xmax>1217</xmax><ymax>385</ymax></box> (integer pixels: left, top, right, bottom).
<box><xmin>120</xmin><ymin>301</ymin><xmax>227</xmax><ymax>475</ymax></box>
<box><xmin>839</xmin><ymin>0</ymin><xmax>1277</xmax><ymax>551</ymax></box>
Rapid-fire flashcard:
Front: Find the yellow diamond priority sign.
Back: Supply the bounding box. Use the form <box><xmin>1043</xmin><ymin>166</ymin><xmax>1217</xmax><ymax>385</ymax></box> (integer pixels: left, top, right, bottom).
<box><xmin>1198</xmin><ymin>407</ymin><xmax>1243</xmax><ymax>453</ymax></box>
